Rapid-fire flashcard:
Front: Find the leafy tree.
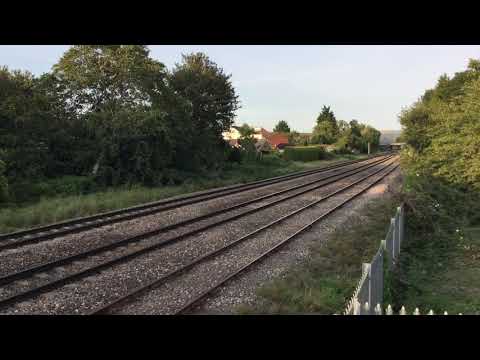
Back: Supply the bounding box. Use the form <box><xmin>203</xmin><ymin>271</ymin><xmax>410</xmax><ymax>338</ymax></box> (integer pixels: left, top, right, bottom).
<box><xmin>273</xmin><ymin>120</ymin><xmax>291</xmax><ymax>133</ymax></box>
<box><xmin>50</xmin><ymin>46</ymin><xmax>171</xmax><ymax>183</ymax></box>
<box><xmin>237</xmin><ymin>123</ymin><xmax>257</xmax><ymax>160</ymax></box>
<box><xmin>360</xmin><ymin>125</ymin><xmax>381</xmax><ymax>152</ymax></box>
<box><xmin>333</xmin><ymin>119</ymin><xmax>380</xmax><ymax>153</ymax></box>
<box><xmin>0</xmin><ymin>46</ymin><xmax>242</xmax><ymax>199</ymax></box>
<box><xmin>288</xmin><ymin>131</ymin><xmax>310</xmax><ymax>146</ymax></box>
<box><xmin>311</xmin><ymin>105</ymin><xmax>339</xmax><ymax>144</ymax></box>
<box><xmin>52</xmin><ymin>45</ymin><xmax>166</xmax><ymax>116</ymax></box>
<box><xmin>316</xmin><ymin>105</ymin><xmax>337</xmax><ymax>126</ymax></box>
<box><xmin>0</xmin><ymin>67</ymin><xmax>73</xmax><ymax>182</ymax></box>
<box><xmin>169</xmin><ymin>52</ymin><xmax>240</xmax><ymax>170</ymax></box>
<box><xmin>401</xmin><ymin>67</ymin><xmax>480</xmax><ymax>191</ymax></box>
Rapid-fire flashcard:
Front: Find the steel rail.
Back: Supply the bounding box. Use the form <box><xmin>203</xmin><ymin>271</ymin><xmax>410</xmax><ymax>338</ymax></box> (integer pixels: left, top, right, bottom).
<box><xmin>175</xmin><ymin>162</ymin><xmax>399</xmax><ymax>315</ymax></box>
<box><xmin>91</xmin><ymin>159</ymin><xmax>399</xmax><ymax>315</ymax></box>
<box><xmin>0</xmin><ymin>157</ymin><xmax>396</xmax><ymax>310</ymax></box>
<box><xmin>0</xmin><ymin>154</ymin><xmax>393</xmax><ymax>254</ymax></box>
<box><xmin>0</xmin><ymin>153</ymin><xmax>388</xmax><ymax>249</ymax></box>
<box><xmin>0</xmin><ymin>155</ymin><xmax>394</xmax><ymax>288</ymax></box>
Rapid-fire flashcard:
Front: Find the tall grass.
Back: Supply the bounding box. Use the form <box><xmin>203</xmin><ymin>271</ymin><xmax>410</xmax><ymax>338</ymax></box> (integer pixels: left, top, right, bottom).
<box><xmin>0</xmin><ymin>153</ymin><xmax>369</xmax><ymax>234</ymax></box>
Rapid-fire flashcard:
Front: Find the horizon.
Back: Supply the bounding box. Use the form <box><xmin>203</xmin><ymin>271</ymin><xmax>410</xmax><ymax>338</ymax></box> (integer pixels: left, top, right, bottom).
<box><xmin>1</xmin><ymin>45</ymin><xmax>479</xmax><ymax>132</ymax></box>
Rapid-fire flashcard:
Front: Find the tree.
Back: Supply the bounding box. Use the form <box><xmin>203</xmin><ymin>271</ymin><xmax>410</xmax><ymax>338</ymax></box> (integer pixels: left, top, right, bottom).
<box><xmin>360</xmin><ymin>125</ymin><xmax>381</xmax><ymax>152</ymax></box>
<box><xmin>0</xmin><ymin>67</ymin><xmax>60</xmax><ymax>181</ymax></box>
<box><xmin>0</xmin><ymin>47</ymin><xmax>244</xmax><ymax>198</ymax></box>
<box><xmin>49</xmin><ymin>46</ymin><xmax>177</xmax><ymax>186</ymax></box>
<box><xmin>401</xmin><ymin>66</ymin><xmax>480</xmax><ymax>190</ymax></box>
<box><xmin>316</xmin><ymin>105</ymin><xmax>337</xmax><ymax>126</ymax></box>
<box><xmin>273</xmin><ymin>120</ymin><xmax>290</xmax><ymax>133</ymax></box>
<box><xmin>237</xmin><ymin>123</ymin><xmax>257</xmax><ymax>160</ymax></box>
<box><xmin>52</xmin><ymin>45</ymin><xmax>166</xmax><ymax>116</ymax></box>
<box><xmin>311</xmin><ymin>105</ymin><xmax>339</xmax><ymax>144</ymax></box>
<box><xmin>169</xmin><ymin>52</ymin><xmax>240</xmax><ymax>170</ymax></box>
<box><xmin>312</xmin><ymin>122</ymin><xmax>338</xmax><ymax>144</ymax></box>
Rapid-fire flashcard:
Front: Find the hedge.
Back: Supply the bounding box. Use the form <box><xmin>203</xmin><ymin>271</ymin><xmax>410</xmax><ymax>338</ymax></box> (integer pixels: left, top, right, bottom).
<box><xmin>283</xmin><ymin>146</ymin><xmax>327</xmax><ymax>162</ymax></box>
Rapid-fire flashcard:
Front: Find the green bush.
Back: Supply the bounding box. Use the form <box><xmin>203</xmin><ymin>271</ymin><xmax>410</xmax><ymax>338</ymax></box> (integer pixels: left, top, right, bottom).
<box><xmin>8</xmin><ymin>176</ymin><xmax>99</xmax><ymax>203</ymax></box>
<box><xmin>283</xmin><ymin>146</ymin><xmax>326</xmax><ymax>162</ymax></box>
<box><xmin>0</xmin><ymin>160</ymin><xmax>8</xmax><ymax>202</ymax></box>
<box><xmin>226</xmin><ymin>146</ymin><xmax>243</xmax><ymax>164</ymax></box>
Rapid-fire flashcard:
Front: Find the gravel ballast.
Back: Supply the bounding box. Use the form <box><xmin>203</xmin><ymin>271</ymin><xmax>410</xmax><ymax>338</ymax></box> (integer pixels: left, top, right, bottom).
<box><xmin>0</xmin><ymin>156</ymin><xmax>399</xmax><ymax>315</ymax></box>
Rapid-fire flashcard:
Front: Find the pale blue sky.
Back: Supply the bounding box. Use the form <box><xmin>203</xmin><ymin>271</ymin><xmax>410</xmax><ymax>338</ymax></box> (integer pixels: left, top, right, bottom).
<box><xmin>1</xmin><ymin>45</ymin><xmax>479</xmax><ymax>131</ymax></box>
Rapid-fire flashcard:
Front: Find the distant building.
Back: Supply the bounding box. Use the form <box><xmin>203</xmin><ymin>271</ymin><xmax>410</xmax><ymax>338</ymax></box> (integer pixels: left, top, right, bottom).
<box><xmin>390</xmin><ymin>142</ymin><xmax>406</xmax><ymax>151</ymax></box>
<box><xmin>379</xmin><ymin>130</ymin><xmax>403</xmax><ymax>151</ymax></box>
<box><xmin>379</xmin><ymin>130</ymin><xmax>402</xmax><ymax>146</ymax></box>
<box><xmin>222</xmin><ymin>126</ymin><xmax>290</xmax><ymax>150</ymax></box>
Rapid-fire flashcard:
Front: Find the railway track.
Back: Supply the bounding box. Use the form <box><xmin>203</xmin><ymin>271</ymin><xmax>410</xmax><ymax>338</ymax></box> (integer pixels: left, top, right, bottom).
<box><xmin>0</xmin><ymin>155</ymin><xmax>398</xmax><ymax>314</ymax></box>
<box><xmin>0</xmin><ymin>153</ymin><xmax>389</xmax><ymax>251</ymax></box>
<box><xmin>0</xmin><ymin>155</ymin><xmax>393</xmax><ymax>305</ymax></box>
<box><xmin>175</xmin><ymin>161</ymin><xmax>399</xmax><ymax>315</ymax></box>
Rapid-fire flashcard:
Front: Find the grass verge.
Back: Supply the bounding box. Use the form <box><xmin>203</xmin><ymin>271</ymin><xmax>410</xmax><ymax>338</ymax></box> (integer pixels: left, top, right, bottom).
<box><xmin>389</xmin><ymin>224</ymin><xmax>480</xmax><ymax>315</ymax></box>
<box><xmin>0</xmin><ymin>153</ymin><xmax>366</xmax><ymax>234</ymax></box>
<box><xmin>237</xmin><ymin>191</ymin><xmax>401</xmax><ymax>314</ymax></box>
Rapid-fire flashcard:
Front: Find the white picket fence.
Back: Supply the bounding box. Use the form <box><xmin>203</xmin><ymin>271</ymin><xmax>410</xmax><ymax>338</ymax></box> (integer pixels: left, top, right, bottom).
<box><xmin>343</xmin><ymin>205</ymin><xmax>404</xmax><ymax>315</ymax></box>
<box><xmin>351</xmin><ymin>303</ymin><xmax>463</xmax><ymax>315</ymax></box>
<box><xmin>341</xmin><ymin>205</ymin><xmax>463</xmax><ymax>315</ymax></box>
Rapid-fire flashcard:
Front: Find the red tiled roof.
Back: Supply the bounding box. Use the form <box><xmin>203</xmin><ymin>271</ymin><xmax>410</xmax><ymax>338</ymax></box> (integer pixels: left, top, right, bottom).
<box><xmin>263</xmin><ymin>132</ymin><xmax>289</xmax><ymax>148</ymax></box>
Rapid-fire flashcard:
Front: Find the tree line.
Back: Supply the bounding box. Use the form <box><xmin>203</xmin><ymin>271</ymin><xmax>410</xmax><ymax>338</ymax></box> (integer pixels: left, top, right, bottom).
<box><xmin>400</xmin><ymin>58</ymin><xmax>480</xmax><ymax>193</ymax></box>
<box><xmin>271</xmin><ymin>106</ymin><xmax>381</xmax><ymax>153</ymax></box>
<box><xmin>0</xmin><ymin>46</ymin><xmax>240</xmax><ymax>202</ymax></box>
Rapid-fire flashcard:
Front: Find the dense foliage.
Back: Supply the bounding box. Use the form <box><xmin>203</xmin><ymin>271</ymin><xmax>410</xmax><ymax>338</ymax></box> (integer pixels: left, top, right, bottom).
<box><xmin>400</xmin><ymin>59</ymin><xmax>480</xmax><ymax>191</ymax></box>
<box><xmin>273</xmin><ymin>120</ymin><xmax>291</xmax><ymax>133</ymax></box>
<box><xmin>283</xmin><ymin>145</ymin><xmax>327</xmax><ymax>162</ymax></box>
<box><xmin>311</xmin><ymin>106</ymin><xmax>339</xmax><ymax>144</ymax></box>
<box><xmin>388</xmin><ymin>58</ymin><xmax>480</xmax><ymax>313</ymax></box>
<box><xmin>310</xmin><ymin>106</ymin><xmax>380</xmax><ymax>153</ymax></box>
<box><xmin>0</xmin><ymin>46</ymin><xmax>240</xmax><ymax>202</ymax></box>
<box><xmin>288</xmin><ymin>131</ymin><xmax>311</xmax><ymax>146</ymax></box>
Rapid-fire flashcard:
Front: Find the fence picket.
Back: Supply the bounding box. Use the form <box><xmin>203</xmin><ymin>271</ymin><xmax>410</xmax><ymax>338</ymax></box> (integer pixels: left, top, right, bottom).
<box><xmin>386</xmin><ymin>305</ymin><xmax>393</xmax><ymax>315</ymax></box>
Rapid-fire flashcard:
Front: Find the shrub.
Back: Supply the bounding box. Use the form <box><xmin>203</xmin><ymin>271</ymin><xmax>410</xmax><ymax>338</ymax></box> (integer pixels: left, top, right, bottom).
<box><xmin>283</xmin><ymin>146</ymin><xmax>326</xmax><ymax>162</ymax></box>
<box><xmin>226</xmin><ymin>146</ymin><xmax>243</xmax><ymax>164</ymax></box>
<box><xmin>8</xmin><ymin>176</ymin><xmax>98</xmax><ymax>203</ymax></box>
<box><xmin>0</xmin><ymin>160</ymin><xmax>8</xmax><ymax>202</ymax></box>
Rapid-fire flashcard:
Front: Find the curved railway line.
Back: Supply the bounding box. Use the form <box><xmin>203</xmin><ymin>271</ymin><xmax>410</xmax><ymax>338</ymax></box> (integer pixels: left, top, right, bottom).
<box><xmin>0</xmin><ymin>154</ymin><xmax>387</xmax><ymax>251</ymax></box>
<box><xmin>0</xmin><ymin>154</ymin><xmax>399</xmax><ymax>315</ymax></box>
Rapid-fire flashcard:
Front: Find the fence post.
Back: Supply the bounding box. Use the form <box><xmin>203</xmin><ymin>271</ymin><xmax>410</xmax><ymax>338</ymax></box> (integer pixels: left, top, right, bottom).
<box><xmin>386</xmin><ymin>304</ymin><xmax>393</xmax><ymax>315</ymax></box>
<box><xmin>397</xmin><ymin>206</ymin><xmax>403</xmax><ymax>252</ymax></box>
<box><xmin>362</xmin><ymin>263</ymin><xmax>372</xmax><ymax>314</ymax></box>
<box><xmin>363</xmin><ymin>302</ymin><xmax>370</xmax><ymax>315</ymax></box>
<box><xmin>353</xmin><ymin>299</ymin><xmax>361</xmax><ymax>315</ymax></box>
<box><xmin>391</xmin><ymin>217</ymin><xmax>397</xmax><ymax>260</ymax></box>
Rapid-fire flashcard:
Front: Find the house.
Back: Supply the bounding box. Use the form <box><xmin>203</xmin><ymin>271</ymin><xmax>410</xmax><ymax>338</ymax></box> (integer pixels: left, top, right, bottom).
<box><xmin>262</xmin><ymin>131</ymin><xmax>290</xmax><ymax>150</ymax></box>
<box><xmin>222</xmin><ymin>126</ymin><xmax>290</xmax><ymax>150</ymax></box>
